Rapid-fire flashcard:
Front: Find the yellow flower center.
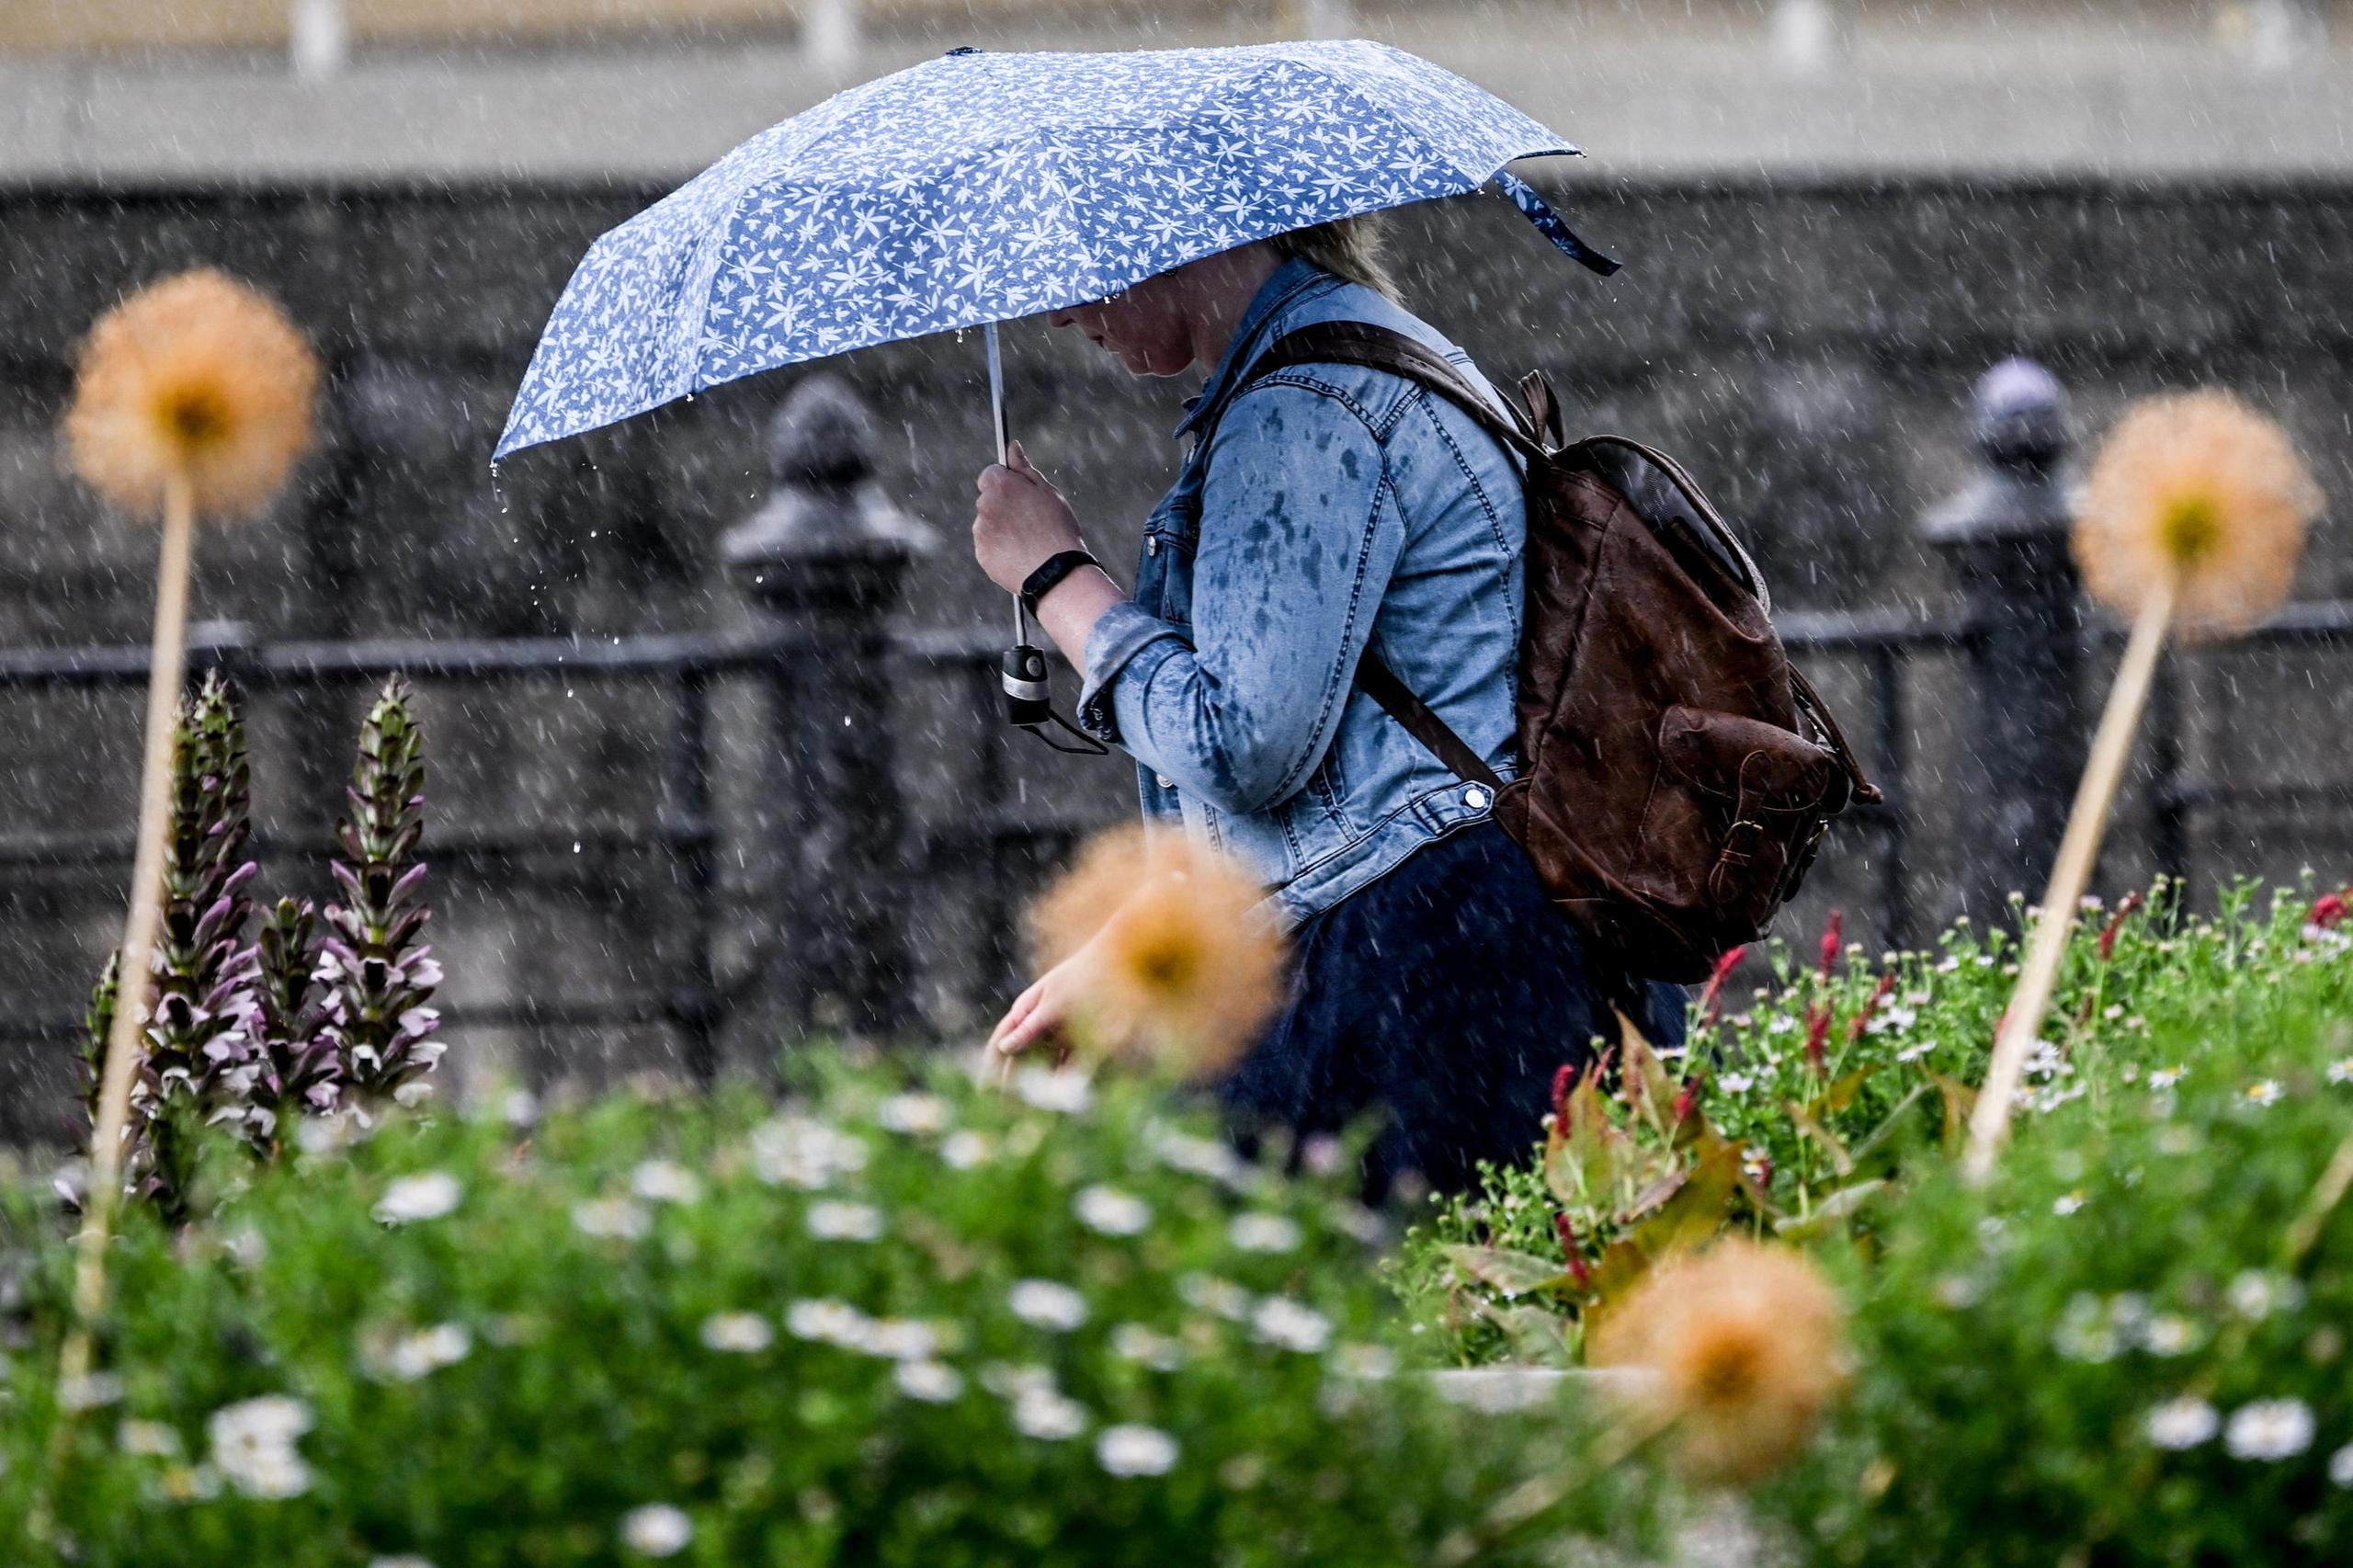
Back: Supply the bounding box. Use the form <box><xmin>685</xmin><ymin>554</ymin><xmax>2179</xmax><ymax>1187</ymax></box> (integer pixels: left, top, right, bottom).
<box><xmin>1131</xmin><ymin>936</ymin><xmax>1199</xmax><ymax>997</ymax></box>
<box><xmin>159</xmin><ymin>383</ymin><xmax>231</xmax><ymax>452</ymax></box>
<box><xmin>1685</xmin><ymin>1325</ymin><xmax>1765</xmax><ymax>1408</ymax></box>
<box><xmin>2156</xmin><ymin>493</ymin><xmax>2221</xmax><ymax>568</ymax></box>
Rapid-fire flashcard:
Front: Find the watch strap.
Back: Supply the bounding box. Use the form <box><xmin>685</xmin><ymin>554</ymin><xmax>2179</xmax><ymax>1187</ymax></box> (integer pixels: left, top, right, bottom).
<box><xmin>1019</xmin><ymin>549</ymin><xmax>1099</xmax><ymax>618</ymax></box>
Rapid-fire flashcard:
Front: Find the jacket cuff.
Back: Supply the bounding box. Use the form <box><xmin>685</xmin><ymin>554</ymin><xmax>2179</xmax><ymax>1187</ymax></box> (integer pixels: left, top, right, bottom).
<box><xmin>1076</xmin><ymin>599</ymin><xmax>1184</xmax><ymax>744</ymax></box>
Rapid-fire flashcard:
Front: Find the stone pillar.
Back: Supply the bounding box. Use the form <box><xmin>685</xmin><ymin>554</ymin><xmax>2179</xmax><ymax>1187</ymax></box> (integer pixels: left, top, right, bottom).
<box><xmin>1922</xmin><ymin>358</ymin><xmax>2084</xmax><ymax>923</ymax></box>
<box><xmin>723</xmin><ymin>375</ymin><xmax>935</xmax><ymax>1040</ymax></box>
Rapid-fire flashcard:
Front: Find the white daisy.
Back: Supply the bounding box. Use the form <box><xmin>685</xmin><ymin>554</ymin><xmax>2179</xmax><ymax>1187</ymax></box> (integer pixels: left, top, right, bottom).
<box><xmin>1716</xmin><ymin>1072</ymin><xmax>1755</xmax><ymax>1095</ymax></box>
<box><xmin>373</xmin><ymin>1171</ymin><xmax>461</xmax><ymax>1225</ymax></box>
<box><xmin>116</xmin><ymin>1419</ymin><xmax>181</xmax><ymax>1457</ymax></box>
<box><xmin>786</xmin><ymin>1299</ymin><xmax>870</xmax><ymax>1347</ymax></box>
<box><xmin>859</xmin><ymin>1319</ymin><xmax>938</xmax><ymax>1361</ymax></box>
<box><xmin>874</xmin><ymin>1092</ymin><xmax>950</xmax><ymax>1135</ymax></box>
<box><xmin>1013</xmin><ymin>1066</ymin><xmax>1094</xmax><ymax>1115</ymax></box>
<box><xmin>1074</xmin><ymin>1186</ymin><xmax>1152</xmax><ymax>1236</ymax></box>
<box><xmin>2227</xmin><ymin>1271</ymin><xmax>2303</xmax><ymax>1321</ymax></box>
<box><xmin>382</xmin><ymin>1323</ymin><xmax>472</xmax><ymax>1381</ymax></box>
<box><xmin>940</xmin><ymin>1130</ymin><xmax>994</xmax><ymax>1169</ymax></box>
<box><xmin>1250</xmin><ymin>1298</ymin><xmax>1334</xmax><ymax>1354</ymax></box>
<box><xmin>1109</xmin><ymin>1324</ymin><xmax>1184</xmax><ymax>1371</ymax></box>
<box><xmin>620</xmin><ymin>1503</ymin><xmax>694</xmax><ymax>1557</ymax></box>
<box><xmin>1010</xmin><ymin>1386</ymin><xmax>1088</xmax><ymax>1441</ymax></box>
<box><xmin>2243</xmin><ymin>1080</ymin><xmax>2284</xmax><ymax>1108</ymax></box>
<box><xmin>2141</xmin><ymin>1313</ymin><xmax>2196</xmax><ymax>1357</ymax></box>
<box><xmin>2143</xmin><ymin>1396</ymin><xmax>2220</xmax><ymax>1449</ymax></box>
<box><xmin>2225</xmin><ymin>1399</ymin><xmax>2315</xmax><ymax>1461</ymax></box>
<box><xmin>2328</xmin><ymin>1443</ymin><xmax>2353</xmax><ymax>1487</ymax></box>
<box><xmin>572</xmin><ymin>1199</ymin><xmax>651</xmax><ymax>1241</ymax></box>
<box><xmin>699</xmin><ymin>1312</ymin><xmax>774</xmax><ymax>1354</ymax></box>
<box><xmin>749</xmin><ymin>1116</ymin><xmax>867</xmax><ymax>1190</ymax></box>
<box><xmin>1229</xmin><ymin>1213</ymin><xmax>1302</xmax><ymax>1254</ymax></box>
<box><xmin>206</xmin><ymin>1395</ymin><xmax>314</xmax><ymax>1500</ymax></box>
<box><xmin>2052</xmin><ymin>1191</ymin><xmax>2086</xmax><ymax>1217</ymax></box>
<box><xmin>1096</xmin><ymin>1424</ymin><xmax>1179</xmax><ymax>1477</ymax></box>
<box><xmin>980</xmin><ymin>1362</ymin><xmax>1058</xmax><ymax>1400</ymax></box>
<box><xmin>2147</xmin><ymin>1066</ymin><xmax>2188</xmax><ymax>1088</ymax></box>
<box><xmin>58</xmin><ymin>1371</ymin><xmax>124</xmax><ymax>1412</ymax></box>
<box><xmin>2327</xmin><ymin>1059</ymin><xmax>2353</xmax><ymax>1085</ymax></box>
<box><xmin>631</xmin><ymin>1160</ymin><xmax>702</xmax><ymax>1205</ymax></box>
<box><xmin>806</xmin><ymin>1199</ymin><xmax>885</xmax><ymax>1242</ymax></box>
<box><xmin>1008</xmin><ymin>1278</ymin><xmax>1088</xmax><ymax>1332</ymax></box>
<box><xmin>894</xmin><ymin>1359</ymin><xmax>964</xmax><ymax>1403</ymax></box>
<box><xmin>1148</xmin><ymin>1127</ymin><xmax>1250</xmax><ymax>1186</ymax></box>
<box><xmin>1178</xmin><ymin>1274</ymin><xmax>1253</xmax><ymax>1322</ymax></box>
<box><xmin>1333</xmin><ymin>1343</ymin><xmax>1397</xmax><ymax>1380</ymax></box>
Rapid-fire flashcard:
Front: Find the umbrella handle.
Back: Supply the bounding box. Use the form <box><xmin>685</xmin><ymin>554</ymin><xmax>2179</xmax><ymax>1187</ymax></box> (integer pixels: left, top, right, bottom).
<box><xmin>983</xmin><ymin>321</ymin><xmax>1088</xmax><ymax>744</ymax></box>
<box><xmin>985</xmin><ymin>322</ymin><xmax>1051</xmax><ymax>726</ymax></box>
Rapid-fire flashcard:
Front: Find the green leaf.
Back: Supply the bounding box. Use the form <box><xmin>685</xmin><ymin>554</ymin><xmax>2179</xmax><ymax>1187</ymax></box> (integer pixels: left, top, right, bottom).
<box><xmin>1442</xmin><ymin>1244</ymin><xmax>1578</xmax><ymax>1300</ymax></box>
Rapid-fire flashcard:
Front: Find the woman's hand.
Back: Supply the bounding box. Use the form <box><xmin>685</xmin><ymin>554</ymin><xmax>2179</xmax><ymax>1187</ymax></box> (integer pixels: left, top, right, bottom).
<box><xmin>986</xmin><ymin>949</ymin><xmax>1091</xmax><ymax>1078</ymax></box>
<box><xmin>972</xmin><ymin>440</ymin><xmax>1085</xmax><ymax>596</ymax></box>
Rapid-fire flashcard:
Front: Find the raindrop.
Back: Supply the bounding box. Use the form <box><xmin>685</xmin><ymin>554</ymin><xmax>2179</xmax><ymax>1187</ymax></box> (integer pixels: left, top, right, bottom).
<box><xmin>573</xmin><ymin>841</ymin><xmax>583</xmax><ymax>854</ymax></box>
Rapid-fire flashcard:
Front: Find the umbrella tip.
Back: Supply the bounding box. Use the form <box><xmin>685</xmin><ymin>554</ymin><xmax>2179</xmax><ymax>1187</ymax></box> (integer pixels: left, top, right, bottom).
<box><xmin>946</xmin><ymin>45</ymin><xmax>982</xmax><ymax>57</ymax></box>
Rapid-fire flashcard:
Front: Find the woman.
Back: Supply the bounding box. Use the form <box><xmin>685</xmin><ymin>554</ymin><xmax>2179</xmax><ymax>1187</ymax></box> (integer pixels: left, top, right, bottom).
<box><xmin>972</xmin><ymin>216</ymin><xmax>1687</xmax><ymax>1197</ymax></box>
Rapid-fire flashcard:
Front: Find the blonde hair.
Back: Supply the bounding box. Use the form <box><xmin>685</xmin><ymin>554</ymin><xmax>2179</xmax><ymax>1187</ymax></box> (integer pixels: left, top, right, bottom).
<box><xmin>1272</xmin><ymin>213</ymin><xmax>1401</xmax><ymax>302</ymax></box>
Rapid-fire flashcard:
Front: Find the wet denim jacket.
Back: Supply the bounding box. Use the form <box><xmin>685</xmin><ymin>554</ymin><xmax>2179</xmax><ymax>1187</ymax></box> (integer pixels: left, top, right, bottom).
<box><xmin>1075</xmin><ymin>257</ymin><xmax>1526</xmax><ymax>927</ymax></box>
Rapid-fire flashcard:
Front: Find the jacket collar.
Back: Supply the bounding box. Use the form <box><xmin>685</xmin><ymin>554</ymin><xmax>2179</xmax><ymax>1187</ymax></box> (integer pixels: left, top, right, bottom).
<box><xmin>1171</xmin><ymin>256</ymin><xmax>1339</xmax><ymax>441</ymax></box>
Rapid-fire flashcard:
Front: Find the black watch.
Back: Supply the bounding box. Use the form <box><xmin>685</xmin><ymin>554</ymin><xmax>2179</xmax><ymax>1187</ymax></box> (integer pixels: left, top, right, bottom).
<box><xmin>1019</xmin><ymin>549</ymin><xmax>1100</xmax><ymax>618</ymax></box>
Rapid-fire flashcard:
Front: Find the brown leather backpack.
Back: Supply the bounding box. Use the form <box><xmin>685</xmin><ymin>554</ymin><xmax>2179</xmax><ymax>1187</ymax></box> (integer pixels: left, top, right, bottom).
<box><xmin>1243</xmin><ymin>323</ymin><xmax>1881</xmax><ymax>984</ymax></box>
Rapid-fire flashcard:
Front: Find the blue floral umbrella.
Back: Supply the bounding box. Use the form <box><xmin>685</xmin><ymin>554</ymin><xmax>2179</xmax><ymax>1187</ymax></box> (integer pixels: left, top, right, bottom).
<box><xmin>494</xmin><ymin>39</ymin><xmax>1613</xmax><ymax>462</ymax></box>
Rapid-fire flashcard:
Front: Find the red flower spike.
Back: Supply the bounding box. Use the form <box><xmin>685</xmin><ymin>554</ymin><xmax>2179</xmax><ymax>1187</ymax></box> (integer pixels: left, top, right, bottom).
<box><xmin>1804</xmin><ymin>1004</ymin><xmax>1830</xmax><ymax>1074</ymax></box>
<box><xmin>1698</xmin><ymin>946</ymin><xmax>1746</xmax><ymax>1028</ymax></box>
<box><xmin>1816</xmin><ymin>909</ymin><xmax>1844</xmax><ymax>983</ymax></box>
<box><xmin>1553</xmin><ymin>1214</ymin><xmax>1594</xmax><ymax>1288</ymax></box>
<box><xmin>1550</xmin><ymin>1062</ymin><xmax>1578</xmax><ymax>1123</ymax></box>
<box><xmin>1672</xmin><ymin>1072</ymin><xmax>1705</xmax><ymax>1125</ymax></box>
<box><xmin>1847</xmin><ymin>972</ymin><xmax>1897</xmax><ymax>1045</ymax></box>
<box><xmin>2311</xmin><ymin>892</ymin><xmax>2349</xmax><ymax>932</ymax></box>
<box><xmin>2097</xmin><ymin>891</ymin><xmax>2145</xmax><ymax>961</ymax></box>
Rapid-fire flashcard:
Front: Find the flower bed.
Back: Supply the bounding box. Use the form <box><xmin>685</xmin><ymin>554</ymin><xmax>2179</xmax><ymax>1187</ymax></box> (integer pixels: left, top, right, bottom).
<box><xmin>0</xmin><ymin>1061</ymin><xmax>1667</xmax><ymax>1567</ymax></box>
<box><xmin>1392</xmin><ymin>880</ymin><xmax>2353</xmax><ymax>1370</ymax></box>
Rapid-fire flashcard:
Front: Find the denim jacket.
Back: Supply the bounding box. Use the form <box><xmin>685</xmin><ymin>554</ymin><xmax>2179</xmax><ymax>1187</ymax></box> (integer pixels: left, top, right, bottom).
<box><xmin>1075</xmin><ymin>257</ymin><xmax>1528</xmax><ymax>927</ymax></box>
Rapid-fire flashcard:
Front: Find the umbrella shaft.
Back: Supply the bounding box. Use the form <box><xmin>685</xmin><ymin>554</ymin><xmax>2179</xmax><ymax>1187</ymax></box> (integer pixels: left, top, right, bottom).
<box><xmin>983</xmin><ymin>322</ymin><xmax>1031</xmax><ymax>646</ymax></box>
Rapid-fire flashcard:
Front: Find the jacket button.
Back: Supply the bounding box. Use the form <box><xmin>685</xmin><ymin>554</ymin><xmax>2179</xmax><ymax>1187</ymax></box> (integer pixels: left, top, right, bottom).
<box><xmin>1464</xmin><ymin>785</ymin><xmax>1491</xmax><ymax>812</ymax></box>
<box><xmin>1146</xmin><ymin>538</ymin><xmax>1161</xmax><ymax>556</ymax></box>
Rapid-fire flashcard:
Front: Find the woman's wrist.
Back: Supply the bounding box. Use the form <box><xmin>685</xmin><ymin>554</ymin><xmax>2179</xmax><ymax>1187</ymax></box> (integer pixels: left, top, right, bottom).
<box><xmin>1032</xmin><ymin>564</ymin><xmax>1124</xmax><ymax>666</ymax></box>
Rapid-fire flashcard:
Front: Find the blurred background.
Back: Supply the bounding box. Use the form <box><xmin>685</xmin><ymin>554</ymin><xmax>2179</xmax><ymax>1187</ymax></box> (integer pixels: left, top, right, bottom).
<box><xmin>2</xmin><ymin>1</ymin><xmax>2348</xmax><ymax>1137</ymax></box>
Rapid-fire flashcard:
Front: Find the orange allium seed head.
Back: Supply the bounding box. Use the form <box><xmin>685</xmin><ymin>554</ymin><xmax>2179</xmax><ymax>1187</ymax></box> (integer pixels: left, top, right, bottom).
<box><xmin>2075</xmin><ymin>391</ymin><xmax>2321</xmax><ymax>642</ymax></box>
<box><xmin>65</xmin><ymin>268</ymin><xmax>320</xmax><ymax>522</ymax></box>
<box><xmin>1029</xmin><ymin>824</ymin><xmax>1285</xmax><ymax>1076</ymax></box>
<box><xmin>1588</xmin><ymin>1237</ymin><xmax>1847</xmax><ymax>1486</ymax></box>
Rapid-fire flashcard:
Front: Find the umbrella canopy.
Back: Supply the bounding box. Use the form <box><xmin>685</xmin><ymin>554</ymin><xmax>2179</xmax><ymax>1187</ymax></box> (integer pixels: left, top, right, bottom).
<box><xmin>495</xmin><ymin>40</ymin><xmax>1609</xmax><ymax>460</ymax></box>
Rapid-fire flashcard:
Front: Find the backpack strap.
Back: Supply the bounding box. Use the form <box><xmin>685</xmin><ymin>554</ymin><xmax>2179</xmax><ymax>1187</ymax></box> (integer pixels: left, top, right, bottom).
<box><xmin>1354</xmin><ymin>646</ymin><xmax>1506</xmax><ymax>792</ymax></box>
<box><xmin>1237</xmin><ymin>320</ymin><xmax>1536</xmax><ymax>796</ymax></box>
<box><xmin>1245</xmin><ymin>321</ymin><xmax>1546</xmax><ymax>458</ymax></box>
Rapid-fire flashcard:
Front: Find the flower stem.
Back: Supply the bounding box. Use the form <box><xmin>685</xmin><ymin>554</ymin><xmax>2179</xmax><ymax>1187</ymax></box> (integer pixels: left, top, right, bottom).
<box><xmin>54</xmin><ymin>469</ymin><xmax>196</xmax><ymax>1476</ymax></box>
<box><xmin>1966</xmin><ymin>574</ymin><xmax>2177</xmax><ymax>1184</ymax></box>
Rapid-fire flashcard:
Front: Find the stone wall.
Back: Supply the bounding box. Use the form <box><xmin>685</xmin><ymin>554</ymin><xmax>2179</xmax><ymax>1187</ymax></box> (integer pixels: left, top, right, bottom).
<box><xmin>1</xmin><ymin>173</ymin><xmax>2347</xmax><ymax>1138</ymax></box>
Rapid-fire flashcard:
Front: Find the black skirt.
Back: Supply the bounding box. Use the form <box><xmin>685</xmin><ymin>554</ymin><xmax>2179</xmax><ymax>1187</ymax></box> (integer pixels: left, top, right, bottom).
<box><xmin>1219</xmin><ymin>822</ymin><xmax>1689</xmax><ymax>1199</ymax></box>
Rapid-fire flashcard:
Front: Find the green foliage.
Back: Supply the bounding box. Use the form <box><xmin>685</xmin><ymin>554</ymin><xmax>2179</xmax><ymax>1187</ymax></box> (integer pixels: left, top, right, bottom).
<box><xmin>1</xmin><ymin>1059</ymin><xmax>1668</xmax><ymax>1567</ymax></box>
<box><xmin>1765</xmin><ymin>898</ymin><xmax>2353</xmax><ymax>1566</ymax></box>
<box><xmin>1395</xmin><ymin>881</ymin><xmax>2349</xmax><ymax>1369</ymax></box>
